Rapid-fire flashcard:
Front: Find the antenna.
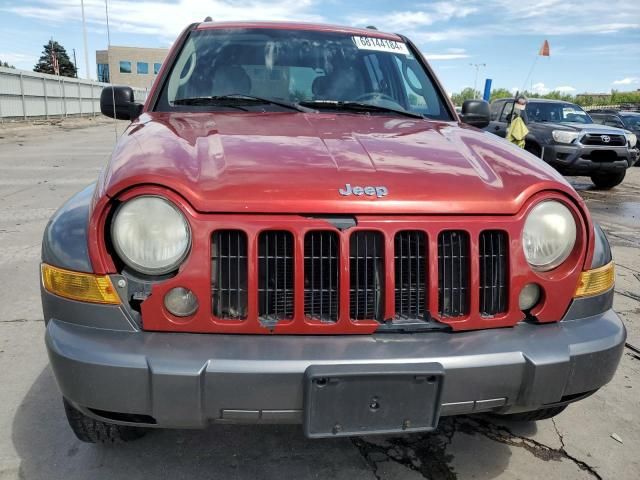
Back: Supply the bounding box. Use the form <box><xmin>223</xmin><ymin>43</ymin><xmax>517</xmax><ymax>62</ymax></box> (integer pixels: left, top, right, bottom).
<box><xmin>105</xmin><ymin>0</ymin><xmax>118</xmax><ymax>141</ymax></box>
<box><xmin>204</xmin><ymin>16</ymin><xmax>212</xmax><ymax>22</ymax></box>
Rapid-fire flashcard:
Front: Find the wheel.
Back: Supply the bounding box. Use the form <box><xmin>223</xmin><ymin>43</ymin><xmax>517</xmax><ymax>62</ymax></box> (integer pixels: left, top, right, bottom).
<box><xmin>63</xmin><ymin>398</ymin><xmax>147</xmax><ymax>444</ymax></box>
<box><xmin>499</xmin><ymin>405</ymin><xmax>567</xmax><ymax>422</ymax></box>
<box><xmin>590</xmin><ymin>171</ymin><xmax>626</xmax><ymax>189</ymax></box>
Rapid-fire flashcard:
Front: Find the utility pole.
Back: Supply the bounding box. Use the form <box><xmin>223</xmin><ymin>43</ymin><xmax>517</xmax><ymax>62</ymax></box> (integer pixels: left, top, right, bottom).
<box><xmin>80</xmin><ymin>0</ymin><xmax>90</xmax><ymax>79</ymax></box>
<box><xmin>469</xmin><ymin>63</ymin><xmax>487</xmax><ymax>98</ymax></box>
<box><xmin>72</xmin><ymin>48</ymin><xmax>78</xmax><ymax>78</ymax></box>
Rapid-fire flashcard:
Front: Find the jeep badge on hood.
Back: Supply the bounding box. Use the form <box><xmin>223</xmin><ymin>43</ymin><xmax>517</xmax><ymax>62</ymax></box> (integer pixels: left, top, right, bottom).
<box><xmin>339</xmin><ymin>183</ymin><xmax>388</xmax><ymax>198</ymax></box>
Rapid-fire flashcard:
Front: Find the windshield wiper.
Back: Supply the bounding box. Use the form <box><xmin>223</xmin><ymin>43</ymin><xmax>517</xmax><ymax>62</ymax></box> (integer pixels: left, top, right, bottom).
<box><xmin>299</xmin><ymin>100</ymin><xmax>424</xmax><ymax>119</ymax></box>
<box><xmin>173</xmin><ymin>94</ymin><xmax>314</xmax><ymax>113</ymax></box>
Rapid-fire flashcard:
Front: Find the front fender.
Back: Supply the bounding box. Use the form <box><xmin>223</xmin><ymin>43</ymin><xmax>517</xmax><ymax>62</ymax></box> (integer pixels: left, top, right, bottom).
<box><xmin>42</xmin><ymin>183</ymin><xmax>95</xmax><ymax>273</ymax></box>
<box><xmin>591</xmin><ymin>222</ymin><xmax>612</xmax><ymax>269</ymax></box>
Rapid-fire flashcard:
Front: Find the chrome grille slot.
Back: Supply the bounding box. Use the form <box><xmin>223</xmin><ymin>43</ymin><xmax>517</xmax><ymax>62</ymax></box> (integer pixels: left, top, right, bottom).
<box><xmin>258</xmin><ymin>231</ymin><xmax>294</xmax><ymax>321</ymax></box>
<box><xmin>304</xmin><ymin>231</ymin><xmax>339</xmax><ymax>322</ymax></box>
<box><xmin>211</xmin><ymin>230</ymin><xmax>248</xmax><ymax>319</ymax></box>
<box><xmin>394</xmin><ymin>231</ymin><xmax>427</xmax><ymax>319</ymax></box>
<box><xmin>349</xmin><ymin>231</ymin><xmax>384</xmax><ymax>321</ymax></box>
<box><xmin>479</xmin><ymin>231</ymin><xmax>508</xmax><ymax>316</ymax></box>
<box><xmin>438</xmin><ymin>231</ymin><xmax>470</xmax><ymax>317</ymax></box>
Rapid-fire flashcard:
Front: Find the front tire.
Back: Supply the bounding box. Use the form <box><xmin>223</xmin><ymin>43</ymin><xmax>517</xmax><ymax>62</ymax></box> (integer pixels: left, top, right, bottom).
<box><xmin>63</xmin><ymin>398</ymin><xmax>147</xmax><ymax>444</ymax></box>
<box><xmin>498</xmin><ymin>405</ymin><xmax>567</xmax><ymax>422</ymax></box>
<box><xmin>590</xmin><ymin>171</ymin><xmax>626</xmax><ymax>189</ymax></box>
<box><xmin>524</xmin><ymin>142</ymin><xmax>542</xmax><ymax>158</ymax></box>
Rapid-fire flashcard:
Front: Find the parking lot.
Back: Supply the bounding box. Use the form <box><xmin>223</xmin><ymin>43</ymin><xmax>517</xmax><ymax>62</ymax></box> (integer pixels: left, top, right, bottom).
<box><xmin>0</xmin><ymin>119</ymin><xmax>638</xmax><ymax>480</ymax></box>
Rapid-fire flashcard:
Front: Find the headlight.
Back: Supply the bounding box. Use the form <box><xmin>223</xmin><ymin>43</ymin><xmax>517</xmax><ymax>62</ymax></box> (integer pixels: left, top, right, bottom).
<box><xmin>552</xmin><ymin>130</ymin><xmax>579</xmax><ymax>144</ymax></box>
<box><xmin>625</xmin><ymin>132</ymin><xmax>637</xmax><ymax>148</ymax></box>
<box><xmin>111</xmin><ymin>196</ymin><xmax>191</xmax><ymax>275</ymax></box>
<box><xmin>522</xmin><ymin>200</ymin><xmax>576</xmax><ymax>271</ymax></box>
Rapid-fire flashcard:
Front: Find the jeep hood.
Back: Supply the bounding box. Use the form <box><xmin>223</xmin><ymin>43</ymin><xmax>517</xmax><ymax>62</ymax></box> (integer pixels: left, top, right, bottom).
<box><xmin>100</xmin><ymin>111</ymin><xmax>575</xmax><ymax>215</ymax></box>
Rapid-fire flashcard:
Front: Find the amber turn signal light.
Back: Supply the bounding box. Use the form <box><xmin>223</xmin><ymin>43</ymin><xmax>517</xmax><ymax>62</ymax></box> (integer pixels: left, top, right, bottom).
<box><xmin>41</xmin><ymin>264</ymin><xmax>121</xmax><ymax>304</ymax></box>
<box><xmin>574</xmin><ymin>262</ymin><xmax>615</xmax><ymax>298</ymax></box>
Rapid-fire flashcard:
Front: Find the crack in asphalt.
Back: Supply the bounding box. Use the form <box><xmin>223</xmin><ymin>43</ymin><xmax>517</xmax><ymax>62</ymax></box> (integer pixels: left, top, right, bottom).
<box><xmin>602</xmin><ymin>232</ymin><xmax>640</xmax><ymax>248</ymax></box>
<box><xmin>615</xmin><ymin>289</ymin><xmax>640</xmax><ymax>303</ymax></box>
<box><xmin>615</xmin><ymin>263</ymin><xmax>640</xmax><ymax>276</ymax></box>
<box><xmin>351</xmin><ymin>416</ymin><xmax>603</xmax><ymax>480</ymax></box>
<box><xmin>0</xmin><ymin>318</ymin><xmax>43</xmax><ymax>324</ymax></box>
<box><xmin>552</xmin><ymin>419</ymin><xmax>603</xmax><ymax>480</ymax></box>
<box><xmin>352</xmin><ymin>418</ymin><xmax>458</xmax><ymax>480</ymax></box>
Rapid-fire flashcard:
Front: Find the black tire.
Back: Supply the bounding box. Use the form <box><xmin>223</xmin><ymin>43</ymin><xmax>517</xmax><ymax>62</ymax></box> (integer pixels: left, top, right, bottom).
<box><xmin>524</xmin><ymin>142</ymin><xmax>542</xmax><ymax>158</ymax></box>
<box><xmin>590</xmin><ymin>171</ymin><xmax>626</xmax><ymax>189</ymax></box>
<box><xmin>499</xmin><ymin>405</ymin><xmax>567</xmax><ymax>422</ymax></box>
<box><xmin>63</xmin><ymin>398</ymin><xmax>147</xmax><ymax>444</ymax></box>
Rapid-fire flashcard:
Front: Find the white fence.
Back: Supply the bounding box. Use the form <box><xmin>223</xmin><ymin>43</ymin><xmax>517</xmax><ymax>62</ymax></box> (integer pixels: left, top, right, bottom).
<box><xmin>0</xmin><ymin>67</ymin><xmax>149</xmax><ymax>122</ymax></box>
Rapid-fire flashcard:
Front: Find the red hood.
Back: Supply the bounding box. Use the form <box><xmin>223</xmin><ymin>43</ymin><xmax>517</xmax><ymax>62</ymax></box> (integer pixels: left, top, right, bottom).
<box><xmin>99</xmin><ymin>111</ymin><xmax>575</xmax><ymax>215</ymax></box>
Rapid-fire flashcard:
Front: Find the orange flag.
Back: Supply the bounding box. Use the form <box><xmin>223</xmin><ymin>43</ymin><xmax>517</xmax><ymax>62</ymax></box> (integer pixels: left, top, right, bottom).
<box><xmin>539</xmin><ymin>40</ymin><xmax>550</xmax><ymax>57</ymax></box>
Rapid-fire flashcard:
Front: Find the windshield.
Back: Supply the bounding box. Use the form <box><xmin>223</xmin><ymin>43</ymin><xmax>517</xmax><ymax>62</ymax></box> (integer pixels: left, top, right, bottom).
<box><xmin>525</xmin><ymin>102</ymin><xmax>592</xmax><ymax>124</ymax></box>
<box><xmin>156</xmin><ymin>28</ymin><xmax>451</xmax><ymax>120</ymax></box>
<box><xmin>622</xmin><ymin>115</ymin><xmax>640</xmax><ymax>130</ymax></box>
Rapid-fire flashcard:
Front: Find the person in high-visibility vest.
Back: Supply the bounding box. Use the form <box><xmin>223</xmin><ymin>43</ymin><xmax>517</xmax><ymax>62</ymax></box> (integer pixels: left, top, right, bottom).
<box><xmin>506</xmin><ymin>95</ymin><xmax>529</xmax><ymax>148</ymax></box>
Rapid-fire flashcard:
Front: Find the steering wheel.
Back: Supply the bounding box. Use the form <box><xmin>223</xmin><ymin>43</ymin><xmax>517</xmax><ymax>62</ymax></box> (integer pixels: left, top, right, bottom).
<box><xmin>354</xmin><ymin>92</ymin><xmax>400</xmax><ymax>105</ymax></box>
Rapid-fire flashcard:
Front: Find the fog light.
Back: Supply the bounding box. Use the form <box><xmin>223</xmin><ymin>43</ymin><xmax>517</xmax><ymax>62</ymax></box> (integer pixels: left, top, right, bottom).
<box><xmin>164</xmin><ymin>287</ymin><xmax>198</xmax><ymax>317</ymax></box>
<box><xmin>519</xmin><ymin>283</ymin><xmax>541</xmax><ymax>310</ymax></box>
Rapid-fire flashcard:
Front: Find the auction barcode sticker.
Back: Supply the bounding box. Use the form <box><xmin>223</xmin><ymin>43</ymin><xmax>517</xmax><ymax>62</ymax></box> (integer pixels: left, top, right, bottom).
<box><xmin>352</xmin><ymin>36</ymin><xmax>410</xmax><ymax>55</ymax></box>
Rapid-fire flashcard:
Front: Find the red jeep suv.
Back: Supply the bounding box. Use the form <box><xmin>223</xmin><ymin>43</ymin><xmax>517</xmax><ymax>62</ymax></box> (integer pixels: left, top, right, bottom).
<box><xmin>41</xmin><ymin>21</ymin><xmax>624</xmax><ymax>443</ymax></box>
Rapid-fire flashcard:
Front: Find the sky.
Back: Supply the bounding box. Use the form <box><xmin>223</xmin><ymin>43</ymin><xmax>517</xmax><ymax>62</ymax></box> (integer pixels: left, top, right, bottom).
<box><xmin>0</xmin><ymin>0</ymin><xmax>639</xmax><ymax>95</ymax></box>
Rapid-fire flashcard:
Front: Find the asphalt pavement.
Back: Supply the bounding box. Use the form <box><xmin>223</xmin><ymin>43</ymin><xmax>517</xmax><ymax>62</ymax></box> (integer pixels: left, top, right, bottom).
<box><xmin>0</xmin><ymin>118</ymin><xmax>638</xmax><ymax>480</ymax></box>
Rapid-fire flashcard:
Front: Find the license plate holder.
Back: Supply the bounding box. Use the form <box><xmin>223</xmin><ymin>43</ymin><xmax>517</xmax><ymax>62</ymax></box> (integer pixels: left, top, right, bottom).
<box><xmin>303</xmin><ymin>363</ymin><xmax>444</xmax><ymax>438</ymax></box>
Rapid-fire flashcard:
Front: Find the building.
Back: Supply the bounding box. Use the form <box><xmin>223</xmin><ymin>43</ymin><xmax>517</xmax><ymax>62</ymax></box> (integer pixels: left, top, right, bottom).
<box><xmin>96</xmin><ymin>46</ymin><xmax>169</xmax><ymax>89</ymax></box>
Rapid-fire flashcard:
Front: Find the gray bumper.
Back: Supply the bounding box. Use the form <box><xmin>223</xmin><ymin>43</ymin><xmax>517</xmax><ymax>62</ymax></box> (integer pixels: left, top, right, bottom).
<box><xmin>542</xmin><ymin>144</ymin><xmax>634</xmax><ymax>174</ymax></box>
<box><xmin>45</xmin><ymin>305</ymin><xmax>626</xmax><ymax>429</ymax></box>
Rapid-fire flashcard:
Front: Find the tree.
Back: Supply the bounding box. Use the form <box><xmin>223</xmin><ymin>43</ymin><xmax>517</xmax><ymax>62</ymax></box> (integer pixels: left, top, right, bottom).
<box><xmin>451</xmin><ymin>85</ymin><xmax>640</xmax><ymax>109</ymax></box>
<box><xmin>451</xmin><ymin>87</ymin><xmax>479</xmax><ymax>106</ymax></box>
<box><xmin>33</xmin><ymin>40</ymin><xmax>77</xmax><ymax>77</ymax></box>
<box><xmin>490</xmin><ymin>88</ymin><xmax>512</xmax><ymax>102</ymax></box>
<box><xmin>1</xmin><ymin>60</ymin><xmax>15</xmax><ymax>68</ymax></box>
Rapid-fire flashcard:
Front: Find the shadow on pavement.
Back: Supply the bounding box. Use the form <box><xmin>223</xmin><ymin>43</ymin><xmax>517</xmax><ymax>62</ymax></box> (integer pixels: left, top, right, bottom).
<box><xmin>12</xmin><ymin>367</ymin><xmax>514</xmax><ymax>480</ymax></box>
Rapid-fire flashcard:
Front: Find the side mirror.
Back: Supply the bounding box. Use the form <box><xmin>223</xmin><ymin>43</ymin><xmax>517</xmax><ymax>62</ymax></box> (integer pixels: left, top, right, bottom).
<box><xmin>460</xmin><ymin>100</ymin><xmax>491</xmax><ymax>128</ymax></box>
<box><xmin>100</xmin><ymin>86</ymin><xmax>143</xmax><ymax>120</ymax></box>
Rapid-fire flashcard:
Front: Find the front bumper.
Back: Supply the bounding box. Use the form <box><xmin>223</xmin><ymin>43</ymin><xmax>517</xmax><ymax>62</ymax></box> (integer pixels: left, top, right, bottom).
<box><xmin>45</xmin><ymin>294</ymin><xmax>626</xmax><ymax>430</ymax></box>
<box><xmin>542</xmin><ymin>143</ymin><xmax>635</xmax><ymax>174</ymax></box>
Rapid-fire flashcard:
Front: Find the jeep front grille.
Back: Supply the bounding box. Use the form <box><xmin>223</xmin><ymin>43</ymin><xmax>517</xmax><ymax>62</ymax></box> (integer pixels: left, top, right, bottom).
<box><xmin>304</xmin><ymin>231</ymin><xmax>339</xmax><ymax>322</ymax></box>
<box><xmin>211</xmin><ymin>230</ymin><xmax>248</xmax><ymax>319</ymax></box>
<box><xmin>394</xmin><ymin>231</ymin><xmax>427</xmax><ymax>319</ymax></box>
<box><xmin>258</xmin><ymin>231</ymin><xmax>294</xmax><ymax>322</ymax></box>
<box><xmin>479</xmin><ymin>230</ymin><xmax>508</xmax><ymax>316</ymax></box>
<box><xmin>438</xmin><ymin>231</ymin><xmax>470</xmax><ymax>317</ymax></box>
<box><xmin>194</xmin><ymin>216</ymin><xmax>549</xmax><ymax>335</ymax></box>
<box><xmin>349</xmin><ymin>231</ymin><xmax>384</xmax><ymax>321</ymax></box>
